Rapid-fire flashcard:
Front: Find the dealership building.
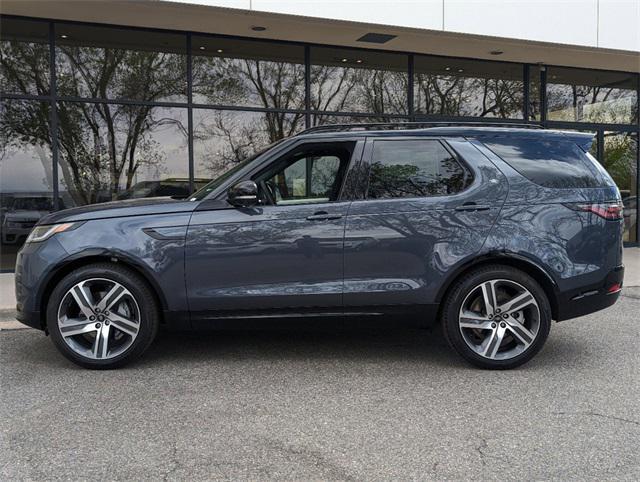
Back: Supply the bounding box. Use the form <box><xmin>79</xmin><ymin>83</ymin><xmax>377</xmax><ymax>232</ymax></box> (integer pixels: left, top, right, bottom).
<box><xmin>0</xmin><ymin>0</ymin><xmax>639</xmax><ymax>271</ymax></box>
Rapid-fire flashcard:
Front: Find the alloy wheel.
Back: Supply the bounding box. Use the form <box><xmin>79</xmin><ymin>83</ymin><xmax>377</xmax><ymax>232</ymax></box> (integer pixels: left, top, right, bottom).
<box><xmin>57</xmin><ymin>278</ymin><xmax>141</xmax><ymax>360</ymax></box>
<box><xmin>458</xmin><ymin>279</ymin><xmax>540</xmax><ymax>360</ymax></box>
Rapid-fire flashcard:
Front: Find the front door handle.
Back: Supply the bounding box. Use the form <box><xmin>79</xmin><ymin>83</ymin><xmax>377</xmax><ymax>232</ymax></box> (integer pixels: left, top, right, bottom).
<box><xmin>306</xmin><ymin>211</ymin><xmax>343</xmax><ymax>221</ymax></box>
<box><xmin>455</xmin><ymin>203</ymin><xmax>491</xmax><ymax>212</ymax></box>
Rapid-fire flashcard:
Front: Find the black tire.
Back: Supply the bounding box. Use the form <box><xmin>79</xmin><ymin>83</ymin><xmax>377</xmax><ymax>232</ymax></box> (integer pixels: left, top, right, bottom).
<box><xmin>47</xmin><ymin>263</ymin><xmax>159</xmax><ymax>369</ymax></box>
<box><xmin>441</xmin><ymin>265</ymin><xmax>551</xmax><ymax>370</ymax></box>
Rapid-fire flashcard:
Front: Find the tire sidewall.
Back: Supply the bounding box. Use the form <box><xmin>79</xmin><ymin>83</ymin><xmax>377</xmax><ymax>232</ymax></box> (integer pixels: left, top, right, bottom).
<box><xmin>47</xmin><ymin>263</ymin><xmax>158</xmax><ymax>369</ymax></box>
<box><xmin>442</xmin><ymin>266</ymin><xmax>552</xmax><ymax>369</ymax></box>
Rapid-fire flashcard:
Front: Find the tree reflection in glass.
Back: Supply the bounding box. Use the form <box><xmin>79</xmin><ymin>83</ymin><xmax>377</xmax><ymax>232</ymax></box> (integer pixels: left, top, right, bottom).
<box><xmin>547</xmin><ymin>68</ymin><xmax>638</xmax><ymax>124</ymax></box>
<box><xmin>194</xmin><ymin>109</ymin><xmax>304</xmax><ymax>180</ymax></box>
<box><xmin>414</xmin><ymin>56</ymin><xmax>523</xmax><ymax>119</ymax></box>
<box><xmin>55</xmin><ymin>24</ymin><xmax>187</xmax><ymax>102</ymax></box>
<box><xmin>0</xmin><ymin>18</ymin><xmax>50</xmax><ymax>96</ymax></box>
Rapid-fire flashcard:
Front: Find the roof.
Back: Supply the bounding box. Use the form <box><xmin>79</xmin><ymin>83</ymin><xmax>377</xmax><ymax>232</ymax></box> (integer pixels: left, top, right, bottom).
<box><xmin>295</xmin><ymin>123</ymin><xmax>595</xmax><ymax>149</ymax></box>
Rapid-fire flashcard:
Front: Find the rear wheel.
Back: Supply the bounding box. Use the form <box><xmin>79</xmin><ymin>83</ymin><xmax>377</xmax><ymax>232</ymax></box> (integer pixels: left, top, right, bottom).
<box><xmin>441</xmin><ymin>265</ymin><xmax>551</xmax><ymax>369</ymax></box>
<box><xmin>47</xmin><ymin>263</ymin><xmax>159</xmax><ymax>369</ymax></box>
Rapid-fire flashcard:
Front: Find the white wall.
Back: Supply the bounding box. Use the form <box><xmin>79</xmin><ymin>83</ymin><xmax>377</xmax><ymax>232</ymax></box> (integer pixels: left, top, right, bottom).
<box><xmin>171</xmin><ymin>0</ymin><xmax>640</xmax><ymax>52</ymax></box>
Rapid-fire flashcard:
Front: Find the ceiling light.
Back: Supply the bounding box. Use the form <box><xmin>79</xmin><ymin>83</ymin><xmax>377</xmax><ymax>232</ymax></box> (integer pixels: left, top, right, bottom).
<box><xmin>457</xmin><ymin>69</ymin><xmax>464</xmax><ymax>73</ymax></box>
<box><xmin>216</xmin><ymin>49</ymin><xmax>223</xmax><ymax>53</ymax></box>
<box><xmin>199</xmin><ymin>46</ymin><xmax>205</xmax><ymax>50</ymax></box>
<box><xmin>356</xmin><ymin>59</ymin><xmax>363</xmax><ymax>63</ymax></box>
<box><xmin>341</xmin><ymin>58</ymin><xmax>348</xmax><ymax>62</ymax></box>
<box><xmin>60</xmin><ymin>34</ymin><xmax>68</xmax><ymax>39</ymax></box>
<box><xmin>251</xmin><ymin>26</ymin><xmax>267</xmax><ymax>31</ymax></box>
<box><xmin>490</xmin><ymin>50</ymin><xmax>504</xmax><ymax>55</ymax></box>
<box><xmin>444</xmin><ymin>67</ymin><xmax>451</xmax><ymax>71</ymax></box>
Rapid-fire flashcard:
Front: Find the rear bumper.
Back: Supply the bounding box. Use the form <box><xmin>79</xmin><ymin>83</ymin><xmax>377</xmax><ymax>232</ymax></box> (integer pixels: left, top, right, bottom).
<box><xmin>556</xmin><ymin>265</ymin><xmax>624</xmax><ymax>321</ymax></box>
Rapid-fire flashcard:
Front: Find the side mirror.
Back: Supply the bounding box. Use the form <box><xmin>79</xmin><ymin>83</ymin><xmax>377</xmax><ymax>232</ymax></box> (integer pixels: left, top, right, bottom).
<box><xmin>227</xmin><ymin>180</ymin><xmax>259</xmax><ymax>208</ymax></box>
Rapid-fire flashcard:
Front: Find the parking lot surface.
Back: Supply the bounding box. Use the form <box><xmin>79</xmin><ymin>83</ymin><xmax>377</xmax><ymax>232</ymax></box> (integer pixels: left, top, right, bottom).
<box><xmin>1</xmin><ymin>290</ymin><xmax>639</xmax><ymax>481</ymax></box>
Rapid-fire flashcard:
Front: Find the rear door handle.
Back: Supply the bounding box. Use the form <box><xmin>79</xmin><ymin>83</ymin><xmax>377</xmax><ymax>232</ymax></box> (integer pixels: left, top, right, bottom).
<box><xmin>306</xmin><ymin>211</ymin><xmax>343</xmax><ymax>221</ymax></box>
<box><xmin>455</xmin><ymin>203</ymin><xmax>491</xmax><ymax>212</ymax></box>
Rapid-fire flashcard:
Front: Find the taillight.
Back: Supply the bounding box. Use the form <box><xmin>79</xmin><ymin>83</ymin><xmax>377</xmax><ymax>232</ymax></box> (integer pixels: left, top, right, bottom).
<box><xmin>607</xmin><ymin>282</ymin><xmax>622</xmax><ymax>294</ymax></box>
<box><xmin>573</xmin><ymin>202</ymin><xmax>624</xmax><ymax>220</ymax></box>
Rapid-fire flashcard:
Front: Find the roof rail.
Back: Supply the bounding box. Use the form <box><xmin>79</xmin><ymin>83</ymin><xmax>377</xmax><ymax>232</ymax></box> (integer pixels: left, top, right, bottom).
<box><xmin>298</xmin><ymin>121</ymin><xmax>543</xmax><ymax>135</ymax></box>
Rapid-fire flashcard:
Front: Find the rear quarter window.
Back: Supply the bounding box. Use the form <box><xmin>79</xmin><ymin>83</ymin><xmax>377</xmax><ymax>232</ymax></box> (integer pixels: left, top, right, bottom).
<box><xmin>483</xmin><ymin>138</ymin><xmax>603</xmax><ymax>189</ymax></box>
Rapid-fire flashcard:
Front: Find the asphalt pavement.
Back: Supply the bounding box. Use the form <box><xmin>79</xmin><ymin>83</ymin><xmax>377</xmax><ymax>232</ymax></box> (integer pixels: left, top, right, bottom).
<box><xmin>1</xmin><ymin>289</ymin><xmax>639</xmax><ymax>480</ymax></box>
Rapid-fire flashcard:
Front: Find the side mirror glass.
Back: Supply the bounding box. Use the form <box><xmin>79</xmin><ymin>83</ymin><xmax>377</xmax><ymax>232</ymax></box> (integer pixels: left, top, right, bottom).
<box><xmin>227</xmin><ymin>180</ymin><xmax>259</xmax><ymax>208</ymax></box>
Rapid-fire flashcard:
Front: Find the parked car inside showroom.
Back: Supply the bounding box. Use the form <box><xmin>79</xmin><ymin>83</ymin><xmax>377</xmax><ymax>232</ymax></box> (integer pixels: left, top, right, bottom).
<box><xmin>116</xmin><ymin>178</ymin><xmax>210</xmax><ymax>201</ymax></box>
<box><xmin>2</xmin><ymin>196</ymin><xmax>63</xmax><ymax>245</ymax></box>
<box><xmin>14</xmin><ymin>124</ymin><xmax>624</xmax><ymax>370</ymax></box>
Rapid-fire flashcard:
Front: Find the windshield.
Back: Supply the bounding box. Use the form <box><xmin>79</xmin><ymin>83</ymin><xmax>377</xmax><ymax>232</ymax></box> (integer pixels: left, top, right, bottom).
<box><xmin>189</xmin><ymin>140</ymin><xmax>285</xmax><ymax>201</ymax></box>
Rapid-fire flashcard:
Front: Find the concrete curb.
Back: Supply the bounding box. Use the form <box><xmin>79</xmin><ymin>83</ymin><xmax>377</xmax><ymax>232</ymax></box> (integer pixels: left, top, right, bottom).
<box><xmin>0</xmin><ymin>320</ymin><xmax>28</xmax><ymax>331</ymax></box>
<box><xmin>0</xmin><ymin>309</ymin><xmax>26</xmax><ymax>330</ymax></box>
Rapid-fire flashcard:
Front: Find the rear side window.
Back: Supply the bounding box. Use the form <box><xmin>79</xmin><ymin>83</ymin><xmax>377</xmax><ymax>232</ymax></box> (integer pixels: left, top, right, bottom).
<box><xmin>483</xmin><ymin>138</ymin><xmax>602</xmax><ymax>188</ymax></box>
<box><xmin>367</xmin><ymin>140</ymin><xmax>471</xmax><ymax>199</ymax></box>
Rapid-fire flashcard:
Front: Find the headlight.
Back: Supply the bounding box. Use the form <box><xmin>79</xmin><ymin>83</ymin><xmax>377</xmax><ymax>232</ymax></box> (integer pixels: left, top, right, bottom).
<box><xmin>26</xmin><ymin>222</ymin><xmax>82</xmax><ymax>243</ymax></box>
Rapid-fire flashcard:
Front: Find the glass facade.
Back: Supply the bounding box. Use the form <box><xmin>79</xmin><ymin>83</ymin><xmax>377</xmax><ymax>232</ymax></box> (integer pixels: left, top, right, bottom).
<box><xmin>547</xmin><ymin>67</ymin><xmax>638</xmax><ymax>124</ymax></box>
<box><xmin>1</xmin><ymin>15</ymin><xmax>639</xmax><ymax>270</ymax></box>
<box><xmin>414</xmin><ymin>56</ymin><xmax>524</xmax><ymax>119</ymax></box>
<box><xmin>602</xmin><ymin>132</ymin><xmax>638</xmax><ymax>243</ymax></box>
<box><xmin>56</xmin><ymin>103</ymin><xmax>188</xmax><ymax>206</ymax></box>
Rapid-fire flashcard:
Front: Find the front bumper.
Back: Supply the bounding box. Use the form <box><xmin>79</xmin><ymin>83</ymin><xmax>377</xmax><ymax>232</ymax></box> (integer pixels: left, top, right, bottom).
<box><xmin>15</xmin><ymin>308</ymin><xmax>43</xmax><ymax>330</ymax></box>
<box><xmin>15</xmin><ymin>237</ymin><xmax>69</xmax><ymax>331</ymax></box>
<box><xmin>556</xmin><ymin>265</ymin><xmax>624</xmax><ymax>321</ymax></box>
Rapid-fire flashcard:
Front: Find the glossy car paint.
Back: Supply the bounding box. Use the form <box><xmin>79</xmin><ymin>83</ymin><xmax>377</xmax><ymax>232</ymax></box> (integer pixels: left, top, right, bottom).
<box><xmin>16</xmin><ymin>203</ymin><xmax>195</xmax><ymax>328</ymax></box>
<box><xmin>343</xmin><ymin>137</ymin><xmax>508</xmax><ymax>312</ymax></box>
<box><xmin>186</xmin><ymin>201</ymin><xmax>350</xmax><ymax>317</ymax></box>
<box><xmin>14</xmin><ymin>127</ymin><xmax>624</xmax><ymax>331</ymax></box>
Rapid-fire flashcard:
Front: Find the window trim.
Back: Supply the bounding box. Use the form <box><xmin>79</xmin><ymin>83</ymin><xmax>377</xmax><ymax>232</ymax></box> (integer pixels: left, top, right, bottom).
<box><xmin>240</xmin><ymin>139</ymin><xmax>362</xmax><ymax>207</ymax></box>
<box><xmin>361</xmin><ymin>136</ymin><xmax>475</xmax><ymax>201</ymax></box>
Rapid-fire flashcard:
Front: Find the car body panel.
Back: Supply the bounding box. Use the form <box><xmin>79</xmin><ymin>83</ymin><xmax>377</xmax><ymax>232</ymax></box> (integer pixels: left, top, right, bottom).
<box><xmin>186</xmin><ymin>201</ymin><xmax>350</xmax><ymax>319</ymax></box>
<box><xmin>38</xmin><ymin>197</ymin><xmax>196</xmax><ymax>224</ymax></box>
<box><xmin>13</xmin><ymin>127</ymin><xmax>624</xmax><ymax>332</ymax></box>
<box><xmin>343</xmin><ymin>138</ymin><xmax>509</xmax><ymax>308</ymax></box>
<box><xmin>15</xmin><ymin>212</ymin><xmax>192</xmax><ymax>329</ymax></box>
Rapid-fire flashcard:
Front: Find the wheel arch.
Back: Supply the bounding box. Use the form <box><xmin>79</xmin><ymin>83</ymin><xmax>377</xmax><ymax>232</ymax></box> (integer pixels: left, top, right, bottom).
<box><xmin>37</xmin><ymin>251</ymin><xmax>168</xmax><ymax>330</ymax></box>
<box><xmin>435</xmin><ymin>252</ymin><xmax>560</xmax><ymax>321</ymax></box>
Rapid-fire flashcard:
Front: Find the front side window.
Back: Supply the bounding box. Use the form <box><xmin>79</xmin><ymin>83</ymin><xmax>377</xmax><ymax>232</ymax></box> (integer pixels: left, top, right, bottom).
<box><xmin>256</xmin><ymin>143</ymin><xmax>354</xmax><ymax>205</ymax></box>
<box><xmin>367</xmin><ymin>140</ymin><xmax>471</xmax><ymax>199</ymax></box>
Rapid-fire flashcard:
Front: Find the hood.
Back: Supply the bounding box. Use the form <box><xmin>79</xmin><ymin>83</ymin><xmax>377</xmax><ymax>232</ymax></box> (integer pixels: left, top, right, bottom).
<box><xmin>38</xmin><ymin>197</ymin><xmax>198</xmax><ymax>225</ymax></box>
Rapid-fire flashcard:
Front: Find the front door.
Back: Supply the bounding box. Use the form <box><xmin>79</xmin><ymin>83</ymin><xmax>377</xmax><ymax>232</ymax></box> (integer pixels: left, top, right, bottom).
<box><xmin>185</xmin><ymin>140</ymin><xmax>361</xmax><ymax>321</ymax></box>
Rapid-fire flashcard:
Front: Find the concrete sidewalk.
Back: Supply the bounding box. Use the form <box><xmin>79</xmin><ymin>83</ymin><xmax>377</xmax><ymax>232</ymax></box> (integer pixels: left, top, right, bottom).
<box><xmin>1</xmin><ymin>247</ymin><xmax>638</xmax><ymax>314</ymax></box>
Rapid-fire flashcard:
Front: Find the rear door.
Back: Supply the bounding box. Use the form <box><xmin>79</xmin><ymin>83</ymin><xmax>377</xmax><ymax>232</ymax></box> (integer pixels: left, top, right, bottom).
<box><xmin>343</xmin><ymin>136</ymin><xmax>508</xmax><ymax>311</ymax></box>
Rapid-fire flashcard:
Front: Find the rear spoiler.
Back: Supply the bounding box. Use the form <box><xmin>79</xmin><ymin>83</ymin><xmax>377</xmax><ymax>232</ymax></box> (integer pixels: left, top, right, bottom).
<box><xmin>561</xmin><ymin>131</ymin><xmax>596</xmax><ymax>152</ymax></box>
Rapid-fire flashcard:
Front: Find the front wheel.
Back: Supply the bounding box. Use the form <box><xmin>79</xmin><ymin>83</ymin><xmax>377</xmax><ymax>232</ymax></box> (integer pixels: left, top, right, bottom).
<box><xmin>441</xmin><ymin>265</ymin><xmax>551</xmax><ymax>369</ymax></box>
<box><xmin>47</xmin><ymin>263</ymin><xmax>159</xmax><ymax>369</ymax></box>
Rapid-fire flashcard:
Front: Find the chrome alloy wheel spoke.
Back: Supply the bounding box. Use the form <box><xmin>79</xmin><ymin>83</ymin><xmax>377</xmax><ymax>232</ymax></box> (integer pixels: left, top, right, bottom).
<box><xmin>480</xmin><ymin>281</ymin><xmax>499</xmax><ymax>317</ymax></box>
<box><xmin>459</xmin><ymin>310</ymin><xmax>494</xmax><ymax>330</ymax></box>
<box><xmin>482</xmin><ymin>323</ymin><xmax>507</xmax><ymax>359</ymax></box>
<box><xmin>498</xmin><ymin>291</ymin><xmax>535</xmax><ymax>315</ymax></box>
<box><xmin>503</xmin><ymin>314</ymin><xmax>535</xmax><ymax>347</ymax></box>
<box><xmin>59</xmin><ymin>319</ymin><xmax>99</xmax><ymax>338</ymax></box>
